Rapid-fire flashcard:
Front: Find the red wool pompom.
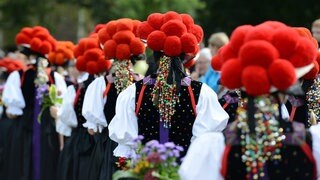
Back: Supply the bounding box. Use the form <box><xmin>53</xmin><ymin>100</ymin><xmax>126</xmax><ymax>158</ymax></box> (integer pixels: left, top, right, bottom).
<box><xmin>116</xmin><ymin>44</ymin><xmax>131</xmax><ymax>60</ymax></box>
<box><xmin>271</xmin><ymin>27</ymin><xmax>300</xmax><ymax>59</ymax></box>
<box><xmin>147</xmin><ymin>13</ymin><xmax>164</xmax><ymax>30</ymax></box>
<box><xmin>84</xmin><ymin>48</ymin><xmax>103</xmax><ymax>62</ymax></box>
<box><xmin>289</xmin><ymin>37</ymin><xmax>317</xmax><ymax>67</ymax></box>
<box><xmin>106</xmin><ymin>20</ymin><xmax>118</xmax><ymax>37</ymax></box>
<box><xmin>76</xmin><ymin>56</ymin><xmax>86</xmax><ymax>71</ymax></box>
<box><xmin>103</xmin><ymin>40</ymin><xmax>117</xmax><ymax>59</ymax></box>
<box><xmin>98</xmin><ymin>28</ymin><xmax>111</xmax><ymax>44</ymax></box>
<box><xmin>244</xmin><ymin>24</ymin><xmax>274</xmax><ymax>42</ymax></box>
<box><xmin>116</xmin><ymin>18</ymin><xmax>134</xmax><ymax>32</ymax></box>
<box><xmin>180</xmin><ymin>33</ymin><xmax>198</xmax><ymax>54</ymax></box>
<box><xmin>268</xmin><ymin>59</ymin><xmax>297</xmax><ymax>90</ymax></box>
<box><xmin>161</xmin><ymin>20</ymin><xmax>187</xmax><ymax>37</ymax></box>
<box><xmin>220</xmin><ymin>44</ymin><xmax>237</xmax><ymax>63</ymax></box>
<box><xmin>30</xmin><ymin>38</ymin><xmax>42</xmax><ymax>51</ymax></box>
<box><xmin>137</xmin><ymin>22</ymin><xmax>155</xmax><ymax>40</ymax></box>
<box><xmin>220</xmin><ymin>59</ymin><xmax>243</xmax><ymax>89</ymax></box>
<box><xmin>163</xmin><ymin>11</ymin><xmax>182</xmax><ymax>23</ymax></box>
<box><xmin>239</xmin><ymin>40</ymin><xmax>278</xmax><ymax>68</ymax></box>
<box><xmin>113</xmin><ymin>31</ymin><xmax>135</xmax><ymax>44</ymax></box>
<box><xmin>242</xmin><ymin>66</ymin><xmax>271</xmax><ymax>96</ymax></box>
<box><xmin>130</xmin><ymin>38</ymin><xmax>145</xmax><ymax>55</ymax></box>
<box><xmin>260</xmin><ymin>21</ymin><xmax>286</xmax><ymax>29</ymax></box>
<box><xmin>147</xmin><ymin>31</ymin><xmax>167</xmax><ymax>51</ymax></box>
<box><xmin>229</xmin><ymin>25</ymin><xmax>253</xmax><ymax>53</ymax></box>
<box><xmin>211</xmin><ymin>55</ymin><xmax>222</xmax><ymax>71</ymax></box>
<box><xmin>163</xmin><ymin>36</ymin><xmax>182</xmax><ymax>57</ymax></box>
<box><xmin>180</xmin><ymin>14</ymin><xmax>194</xmax><ymax>30</ymax></box>
<box><xmin>15</xmin><ymin>33</ymin><xmax>31</xmax><ymax>45</ymax></box>
<box><xmin>189</xmin><ymin>24</ymin><xmax>203</xmax><ymax>43</ymax></box>
<box><xmin>86</xmin><ymin>61</ymin><xmax>99</xmax><ymax>75</ymax></box>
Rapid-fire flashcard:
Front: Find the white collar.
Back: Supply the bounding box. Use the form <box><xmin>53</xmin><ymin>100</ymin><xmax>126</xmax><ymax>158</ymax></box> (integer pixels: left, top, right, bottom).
<box><xmin>77</xmin><ymin>72</ymin><xmax>89</xmax><ymax>83</ymax></box>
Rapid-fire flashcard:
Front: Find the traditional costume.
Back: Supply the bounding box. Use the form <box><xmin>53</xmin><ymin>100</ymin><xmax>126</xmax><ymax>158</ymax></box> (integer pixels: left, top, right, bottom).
<box><xmin>179</xmin><ymin>21</ymin><xmax>320</xmax><ymax>180</ymax></box>
<box><xmin>82</xmin><ymin>19</ymin><xmax>145</xmax><ymax>180</ymax></box>
<box><xmin>2</xmin><ymin>26</ymin><xmax>67</xmax><ymax>180</ymax></box>
<box><xmin>56</xmin><ymin>35</ymin><xmax>112</xmax><ymax>180</ymax></box>
<box><xmin>108</xmin><ymin>11</ymin><xmax>229</xmax><ymax>158</ymax></box>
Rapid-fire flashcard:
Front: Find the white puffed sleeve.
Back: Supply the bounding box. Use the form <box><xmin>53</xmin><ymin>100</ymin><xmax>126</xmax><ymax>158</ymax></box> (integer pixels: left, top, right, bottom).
<box><xmin>191</xmin><ymin>83</ymin><xmax>229</xmax><ymax>141</ymax></box>
<box><xmin>56</xmin><ymin>85</ymin><xmax>77</xmax><ymax>136</ymax></box>
<box><xmin>3</xmin><ymin>71</ymin><xmax>25</xmax><ymax>115</ymax></box>
<box><xmin>53</xmin><ymin>72</ymin><xmax>67</xmax><ymax>97</ymax></box>
<box><xmin>82</xmin><ymin>76</ymin><xmax>107</xmax><ymax>132</ymax></box>
<box><xmin>281</xmin><ymin>104</ymin><xmax>290</xmax><ymax>120</ymax></box>
<box><xmin>310</xmin><ymin>124</ymin><xmax>320</xmax><ymax>179</ymax></box>
<box><xmin>108</xmin><ymin>84</ymin><xmax>138</xmax><ymax>157</ymax></box>
<box><xmin>179</xmin><ymin>132</ymin><xmax>225</xmax><ymax>180</ymax></box>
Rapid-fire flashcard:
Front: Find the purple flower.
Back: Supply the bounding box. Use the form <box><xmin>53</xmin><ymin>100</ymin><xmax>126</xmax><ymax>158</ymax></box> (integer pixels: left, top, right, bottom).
<box><xmin>160</xmin><ymin>154</ymin><xmax>168</xmax><ymax>161</ymax></box>
<box><xmin>146</xmin><ymin>140</ymin><xmax>159</xmax><ymax>148</ymax></box>
<box><xmin>134</xmin><ymin>135</ymin><xmax>144</xmax><ymax>142</ymax></box>
<box><xmin>155</xmin><ymin>145</ymin><xmax>166</xmax><ymax>154</ymax></box>
<box><xmin>172</xmin><ymin>149</ymin><xmax>180</xmax><ymax>158</ymax></box>
<box><xmin>175</xmin><ymin>145</ymin><xmax>184</xmax><ymax>152</ymax></box>
<box><xmin>164</xmin><ymin>142</ymin><xmax>175</xmax><ymax>149</ymax></box>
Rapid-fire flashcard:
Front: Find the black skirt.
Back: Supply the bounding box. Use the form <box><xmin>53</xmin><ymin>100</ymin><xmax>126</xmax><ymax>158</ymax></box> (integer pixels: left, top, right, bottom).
<box><xmin>88</xmin><ymin>128</ymin><xmax>118</xmax><ymax>180</ymax></box>
<box><xmin>3</xmin><ymin>108</ymin><xmax>33</xmax><ymax>180</ymax></box>
<box><xmin>57</xmin><ymin>127</ymin><xmax>95</xmax><ymax>180</ymax></box>
<box><xmin>0</xmin><ymin>112</ymin><xmax>14</xmax><ymax>179</ymax></box>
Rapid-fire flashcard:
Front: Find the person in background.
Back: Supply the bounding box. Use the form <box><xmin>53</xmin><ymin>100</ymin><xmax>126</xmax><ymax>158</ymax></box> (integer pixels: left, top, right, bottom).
<box><xmin>195</xmin><ymin>33</ymin><xmax>229</xmax><ymax>92</ymax></box>
<box><xmin>312</xmin><ymin>18</ymin><xmax>320</xmax><ymax>48</ymax></box>
<box><xmin>190</xmin><ymin>48</ymin><xmax>211</xmax><ymax>80</ymax></box>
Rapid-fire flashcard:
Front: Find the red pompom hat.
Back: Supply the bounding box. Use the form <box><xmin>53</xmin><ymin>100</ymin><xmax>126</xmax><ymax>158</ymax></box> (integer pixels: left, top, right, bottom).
<box><xmin>0</xmin><ymin>57</ymin><xmax>26</xmax><ymax>73</ymax></box>
<box><xmin>15</xmin><ymin>26</ymin><xmax>57</xmax><ymax>57</ymax></box>
<box><xmin>74</xmin><ymin>35</ymin><xmax>112</xmax><ymax>75</ymax></box>
<box><xmin>48</xmin><ymin>41</ymin><xmax>75</xmax><ymax>66</ymax></box>
<box><xmin>218</xmin><ymin>21</ymin><xmax>317</xmax><ymax>96</ymax></box>
<box><xmin>136</xmin><ymin>11</ymin><xmax>204</xmax><ymax>126</ymax></box>
<box><xmin>97</xmin><ymin>18</ymin><xmax>146</xmax><ymax>93</ymax></box>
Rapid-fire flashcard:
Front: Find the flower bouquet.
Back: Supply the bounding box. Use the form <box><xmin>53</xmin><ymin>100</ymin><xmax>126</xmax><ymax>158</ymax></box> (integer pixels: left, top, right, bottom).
<box><xmin>37</xmin><ymin>84</ymin><xmax>62</xmax><ymax>122</ymax></box>
<box><xmin>113</xmin><ymin>136</ymin><xmax>183</xmax><ymax>180</ymax></box>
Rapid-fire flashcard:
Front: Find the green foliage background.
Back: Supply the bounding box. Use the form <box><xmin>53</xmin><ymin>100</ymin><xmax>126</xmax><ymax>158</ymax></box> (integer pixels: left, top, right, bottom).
<box><xmin>0</xmin><ymin>0</ymin><xmax>320</xmax><ymax>49</ymax></box>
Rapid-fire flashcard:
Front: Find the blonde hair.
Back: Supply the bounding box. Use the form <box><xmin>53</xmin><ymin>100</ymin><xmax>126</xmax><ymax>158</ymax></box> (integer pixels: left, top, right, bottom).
<box><xmin>312</xmin><ymin>18</ymin><xmax>320</xmax><ymax>29</ymax></box>
<box><xmin>208</xmin><ymin>32</ymin><xmax>229</xmax><ymax>49</ymax></box>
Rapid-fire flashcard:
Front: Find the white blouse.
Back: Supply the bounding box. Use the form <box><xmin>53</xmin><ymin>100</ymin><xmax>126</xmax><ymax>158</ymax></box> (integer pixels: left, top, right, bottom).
<box><xmin>82</xmin><ymin>76</ymin><xmax>108</xmax><ymax>133</ymax></box>
<box><xmin>3</xmin><ymin>70</ymin><xmax>67</xmax><ymax>116</ymax></box>
<box><xmin>56</xmin><ymin>73</ymin><xmax>89</xmax><ymax>136</ymax></box>
<box><xmin>179</xmin><ymin>124</ymin><xmax>320</xmax><ymax>180</ymax></box>
<box><xmin>108</xmin><ymin>82</ymin><xmax>230</xmax><ymax>157</ymax></box>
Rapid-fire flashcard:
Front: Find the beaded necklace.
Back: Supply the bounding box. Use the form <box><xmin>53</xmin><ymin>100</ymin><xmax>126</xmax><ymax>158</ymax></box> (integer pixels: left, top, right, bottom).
<box><xmin>236</xmin><ymin>96</ymin><xmax>285</xmax><ymax>179</ymax></box>
<box><xmin>306</xmin><ymin>75</ymin><xmax>320</xmax><ymax>126</ymax></box>
<box><xmin>113</xmin><ymin>60</ymin><xmax>133</xmax><ymax>94</ymax></box>
<box><xmin>152</xmin><ymin>56</ymin><xmax>179</xmax><ymax>128</ymax></box>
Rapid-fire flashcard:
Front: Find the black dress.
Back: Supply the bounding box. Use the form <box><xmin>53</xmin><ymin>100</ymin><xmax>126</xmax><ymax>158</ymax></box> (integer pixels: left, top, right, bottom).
<box><xmin>56</xmin><ymin>75</ymin><xmax>95</xmax><ymax>180</ymax></box>
<box><xmin>87</xmin><ymin>77</ymin><xmax>119</xmax><ymax>180</ymax></box>
<box><xmin>4</xmin><ymin>69</ymin><xmax>61</xmax><ymax>180</ymax></box>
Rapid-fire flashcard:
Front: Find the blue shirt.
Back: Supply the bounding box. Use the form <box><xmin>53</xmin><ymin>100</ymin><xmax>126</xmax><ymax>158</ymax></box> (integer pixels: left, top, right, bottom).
<box><xmin>200</xmin><ymin>67</ymin><xmax>220</xmax><ymax>93</ymax></box>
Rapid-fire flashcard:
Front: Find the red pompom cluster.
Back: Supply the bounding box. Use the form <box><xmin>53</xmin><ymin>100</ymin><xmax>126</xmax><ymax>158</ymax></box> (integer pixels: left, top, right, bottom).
<box><xmin>293</xmin><ymin>27</ymin><xmax>320</xmax><ymax>80</ymax></box>
<box><xmin>97</xmin><ymin>18</ymin><xmax>145</xmax><ymax>60</ymax></box>
<box><xmin>74</xmin><ymin>35</ymin><xmax>112</xmax><ymax>75</ymax></box>
<box><xmin>137</xmin><ymin>11</ymin><xmax>203</xmax><ymax>57</ymax></box>
<box><xmin>48</xmin><ymin>41</ymin><xmax>75</xmax><ymax>66</ymax></box>
<box><xmin>15</xmin><ymin>26</ymin><xmax>57</xmax><ymax>55</ymax></box>
<box><xmin>217</xmin><ymin>21</ymin><xmax>318</xmax><ymax>96</ymax></box>
<box><xmin>0</xmin><ymin>58</ymin><xmax>26</xmax><ymax>73</ymax></box>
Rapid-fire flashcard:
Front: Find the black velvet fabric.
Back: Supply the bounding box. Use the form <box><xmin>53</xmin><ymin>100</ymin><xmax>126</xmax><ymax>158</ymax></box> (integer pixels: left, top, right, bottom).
<box><xmin>135</xmin><ymin>79</ymin><xmax>201</xmax><ymax>157</ymax></box>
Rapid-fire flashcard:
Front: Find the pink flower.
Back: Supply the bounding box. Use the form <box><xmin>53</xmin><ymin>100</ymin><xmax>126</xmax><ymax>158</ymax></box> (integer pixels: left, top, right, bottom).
<box><xmin>147</xmin><ymin>152</ymin><xmax>161</xmax><ymax>164</ymax></box>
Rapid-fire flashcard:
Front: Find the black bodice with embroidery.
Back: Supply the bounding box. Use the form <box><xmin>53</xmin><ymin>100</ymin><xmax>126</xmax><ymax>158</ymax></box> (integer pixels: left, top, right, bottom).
<box><xmin>135</xmin><ymin>79</ymin><xmax>202</xmax><ymax>156</ymax></box>
<box><xmin>103</xmin><ymin>79</ymin><xmax>119</xmax><ymax>124</ymax></box>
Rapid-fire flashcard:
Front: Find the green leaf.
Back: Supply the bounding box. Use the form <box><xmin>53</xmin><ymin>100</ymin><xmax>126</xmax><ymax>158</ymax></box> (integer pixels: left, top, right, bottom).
<box><xmin>49</xmin><ymin>85</ymin><xmax>57</xmax><ymax>102</ymax></box>
<box><xmin>112</xmin><ymin>170</ymin><xmax>140</xmax><ymax>180</ymax></box>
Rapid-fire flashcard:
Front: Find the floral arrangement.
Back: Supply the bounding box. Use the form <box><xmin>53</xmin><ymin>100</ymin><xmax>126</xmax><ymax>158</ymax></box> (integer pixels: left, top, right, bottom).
<box><xmin>35</xmin><ymin>57</ymin><xmax>62</xmax><ymax>122</ymax></box>
<box><xmin>113</xmin><ymin>136</ymin><xmax>183</xmax><ymax>180</ymax></box>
